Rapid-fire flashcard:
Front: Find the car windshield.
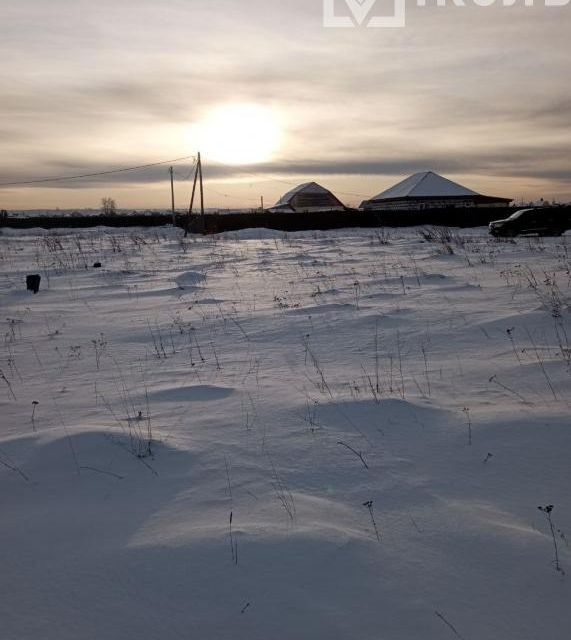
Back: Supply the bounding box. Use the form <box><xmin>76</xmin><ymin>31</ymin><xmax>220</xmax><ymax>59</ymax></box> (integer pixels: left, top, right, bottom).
<box><xmin>507</xmin><ymin>209</ymin><xmax>533</xmax><ymax>221</ymax></box>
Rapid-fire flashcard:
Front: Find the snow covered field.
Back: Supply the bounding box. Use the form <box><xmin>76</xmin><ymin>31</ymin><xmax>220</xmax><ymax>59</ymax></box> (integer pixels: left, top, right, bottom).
<box><xmin>1</xmin><ymin>225</ymin><xmax>570</xmax><ymax>640</ymax></box>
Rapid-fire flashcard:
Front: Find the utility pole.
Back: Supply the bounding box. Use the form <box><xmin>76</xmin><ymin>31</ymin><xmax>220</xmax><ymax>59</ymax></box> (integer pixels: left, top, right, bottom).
<box><xmin>187</xmin><ymin>152</ymin><xmax>205</xmax><ymax>236</ymax></box>
<box><xmin>260</xmin><ymin>195</ymin><xmax>264</xmax><ymax>212</ymax></box>
<box><xmin>169</xmin><ymin>166</ymin><xmax>176</xmax><ymax>225</ymax></box>
<box><xmin>198</xmin><ymin>152</ymin><xmax>205</xmax><ymax>221</ymax></box>
<box><xmin>188</xmin><ymin>160</ymin><xmax>199</xmax><ymax>214</ymax></box>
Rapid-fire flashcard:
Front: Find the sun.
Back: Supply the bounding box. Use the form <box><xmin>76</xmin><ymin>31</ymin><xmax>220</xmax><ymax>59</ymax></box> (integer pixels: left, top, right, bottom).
<box><xmin>189</xmin><ymin>103</ymin><xmax>282</xmax><ymax>165</ymax></box>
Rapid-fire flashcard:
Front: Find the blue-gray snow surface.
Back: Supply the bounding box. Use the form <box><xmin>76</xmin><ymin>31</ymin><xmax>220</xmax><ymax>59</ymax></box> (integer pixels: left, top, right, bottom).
<box><xmin>1</xmin><ymin>226</ymin><xmax>570</xmax><ymax>639</ymax></box>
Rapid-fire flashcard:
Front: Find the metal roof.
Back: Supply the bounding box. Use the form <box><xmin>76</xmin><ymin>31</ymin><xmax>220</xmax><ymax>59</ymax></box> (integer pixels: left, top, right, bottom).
<box><xmin>370</xmin><ymin>171</ymin><xmax>480</xmax><ymax>201</ymax></box>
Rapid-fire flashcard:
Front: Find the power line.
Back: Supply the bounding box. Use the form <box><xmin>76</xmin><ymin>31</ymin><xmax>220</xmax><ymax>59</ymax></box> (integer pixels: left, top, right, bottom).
<box><xmin>207</xmin><ymin>185</ymin><xmax>261</xmax><ymax>205</ymax></box>
<box><xmin>211</xmin><ymin>160</ymin><xmax>369</xmax><ymax>199</ymax></box>
<box><xmin>0</xmin><ymin>154</ymin><xmax>197</xmax><ymax>188</ymax></box>
<box><xmin>189</xmin><ymin>159</ymin><xmax>368</xmax><ymax>207</ymax></box>
<box><xmin>175</xmin><ymin>159</ymin><xmax>198</xmax><ymax>182</ymax></box>
<box><xmin>1</xmin><ymin>151</ymin><xmax>369</xmax><ymax>204</ymax></box>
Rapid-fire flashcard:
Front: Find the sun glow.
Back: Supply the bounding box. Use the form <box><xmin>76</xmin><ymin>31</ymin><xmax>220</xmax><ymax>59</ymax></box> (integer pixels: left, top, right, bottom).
<box><xmin>189</xmin><ymin>103</ymin><xmax>282</xmax><ymax>165</ymax></box>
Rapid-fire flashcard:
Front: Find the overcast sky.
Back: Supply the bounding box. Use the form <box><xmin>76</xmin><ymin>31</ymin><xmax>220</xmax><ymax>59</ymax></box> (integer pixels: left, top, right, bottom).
<box><xmin>1</xmin><ymin>0</ymin><xmax>570</xmax><ymax>209</ymax></box>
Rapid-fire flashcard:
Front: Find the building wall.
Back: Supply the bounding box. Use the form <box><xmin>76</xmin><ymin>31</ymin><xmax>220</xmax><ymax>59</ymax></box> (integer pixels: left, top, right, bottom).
<box><xmin>364</xmin><ymin>198</ymin><xmax>510</xmax><ymax>211</ymax></box>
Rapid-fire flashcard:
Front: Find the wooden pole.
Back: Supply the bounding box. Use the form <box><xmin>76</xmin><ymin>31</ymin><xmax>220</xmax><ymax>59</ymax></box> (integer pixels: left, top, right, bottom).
<box><xmin>261</xmin><ymin>195</ymin><xmax>264</xmax><ymax>212</ymax></box>
<box><xmin>198</xmin><ymin>152</ymin><xmax>205</xmax><ymax>219</ymax></box>
<box><xmin>169</xmin><ymin>166</ymin><xmax>176</xmax><ymax>225</ymax></box>
<box><xmin>185</xmin><ymin>156</ymin><xmax>200</xmax><ymax>237</ymax></box>
<box><xmin>188</xmin><ymin>160</ymin><xmax>199</xmax><ymax>215</ymax></box>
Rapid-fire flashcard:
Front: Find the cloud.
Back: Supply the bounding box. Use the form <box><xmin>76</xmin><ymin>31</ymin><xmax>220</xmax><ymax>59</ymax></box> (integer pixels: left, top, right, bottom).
<box><xmin>0</xmin><ymin>1</ymin><xmax>570</xmax><ymax>206</ymax></box>
<box><xmin>2</xmin><ymin>143</ymin><xmax>569</xmax><ymax>189</ymax></box>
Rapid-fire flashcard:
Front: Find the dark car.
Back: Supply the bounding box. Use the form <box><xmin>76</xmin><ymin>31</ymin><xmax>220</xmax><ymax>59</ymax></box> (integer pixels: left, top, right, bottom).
<box><xmin>489</xmin><ymin>207</ymin><xmax>571</xmax><ymax>237</ymax></box>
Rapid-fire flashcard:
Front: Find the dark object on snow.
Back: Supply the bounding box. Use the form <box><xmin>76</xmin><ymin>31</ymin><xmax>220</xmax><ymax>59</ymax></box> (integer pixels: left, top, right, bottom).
<box><xmin>93</xmin><ymin>262</ymin><xmax>102</xmax><ymax>269</ymax></box>
<box><xmin>490</xmin><ymin>207</ymin><xmax>571</xmax><ymax>238</ymax></box>
<box><xmin>26</xmin><ymin>274</ymin><xmax>41</xmax><ymax>294</ymax></box>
